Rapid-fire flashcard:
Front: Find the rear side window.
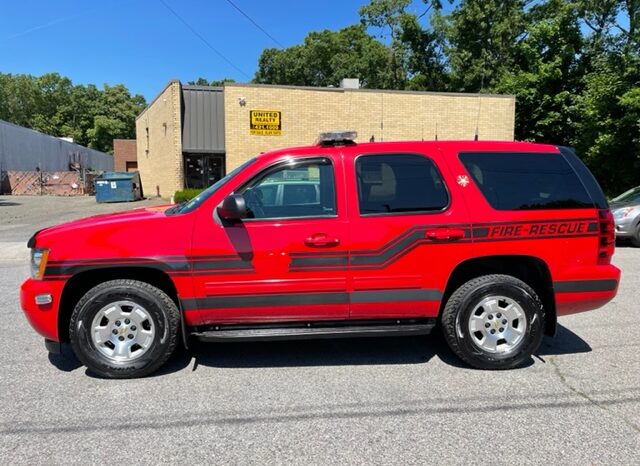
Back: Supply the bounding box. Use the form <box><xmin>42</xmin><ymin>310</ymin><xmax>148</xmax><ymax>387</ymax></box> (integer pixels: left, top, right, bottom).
<box><xmin>459</xmin><ymin>152</ymin><xmax>594</xmax><ymax>210</ymax></box>
<box><xmin>356</xmin><ymin>154</ymin><xmax>449</xmax><ymax>214</ymax></box>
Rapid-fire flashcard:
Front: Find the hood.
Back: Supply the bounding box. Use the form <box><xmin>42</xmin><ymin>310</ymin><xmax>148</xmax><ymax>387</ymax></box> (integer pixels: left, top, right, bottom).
<box><xmin>610</xmin><ymin>201</ymin><xmax>640</xmax><ymax>210</ymax></box>
<box><xmin>35</xmin><ymin>205</ymin><xmax>172</xmax><ymax>244</ymax></box>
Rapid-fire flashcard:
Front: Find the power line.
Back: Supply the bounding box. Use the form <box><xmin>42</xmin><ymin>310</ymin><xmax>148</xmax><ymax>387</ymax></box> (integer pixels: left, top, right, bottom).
<box><xmin>224</xmin><ymin>0</ymin><xmax>283</xmax><ymax>48</ymax></box>
<box><xmin>158</xmin><ymin>0</ymin><xmax>250</xmax><ymax>79</ymax></box>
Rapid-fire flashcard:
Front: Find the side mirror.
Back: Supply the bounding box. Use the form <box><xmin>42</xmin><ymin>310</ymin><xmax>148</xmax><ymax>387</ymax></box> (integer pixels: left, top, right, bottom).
<box><xmin>217</xmin><ymin>194</ymin><xmax>247</xmax><ymax>221</ymax></box>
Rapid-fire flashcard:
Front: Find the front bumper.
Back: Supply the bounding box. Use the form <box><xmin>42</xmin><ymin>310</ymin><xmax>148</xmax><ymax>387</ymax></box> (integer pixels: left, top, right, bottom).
<box><xmin>20</xmin><ymin>278</ymin><xmax>66</xmax><ymax>342</ymax></box>
<box><xmin>614</xmin><ymin>218</ymin><xmax>636</xmax><ymax>238</ymax></box>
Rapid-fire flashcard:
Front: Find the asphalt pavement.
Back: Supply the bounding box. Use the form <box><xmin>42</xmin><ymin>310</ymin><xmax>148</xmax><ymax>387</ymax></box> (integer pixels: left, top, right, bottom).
<box><xmin>0</xmin><ymin>195</ymin><xmax>638</xmax><ymax>465</ymax></box>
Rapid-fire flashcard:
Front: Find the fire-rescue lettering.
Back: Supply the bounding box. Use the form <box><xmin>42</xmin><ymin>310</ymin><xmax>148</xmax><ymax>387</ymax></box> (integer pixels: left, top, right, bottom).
<box><xmin>488</xmin><ymin>221</ymin><xmax>589</xmax><ymax>238</ymax></box>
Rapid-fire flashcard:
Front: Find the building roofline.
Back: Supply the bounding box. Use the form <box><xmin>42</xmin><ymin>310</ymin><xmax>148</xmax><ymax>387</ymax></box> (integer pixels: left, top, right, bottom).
<box><xmin>136</xmin><ymin>79</ymin><xmax>181</xmax><ymax>121</ymax></box>
<box><xmin>223</xmin><ymin>82</ymin><xmax>515</xmax><ymax>100</ymax></box>
<box><xmin>182</xmin><ymin>85</ymin><xmax>224</xmax><ymax>92</ymax></box>
<box><xmin>0</xmin><ymin>118</ymin><xmax>111</xmax><ymax>155</ymax></box>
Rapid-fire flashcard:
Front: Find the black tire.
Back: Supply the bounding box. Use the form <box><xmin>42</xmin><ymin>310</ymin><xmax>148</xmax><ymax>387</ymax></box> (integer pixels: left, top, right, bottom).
<box><xmin>69</xmin><ymin>279</ymin><xmax>179</xmax><ymax>379</ymax></box>
<box><xmin>631</xmin><ymin>224</ymin><xmax>640</xmax><ymax>247</ymax></box>
<box><xmin>441</xmin><ymin>274</ymin><xmax>545</xmax><ymax>370</ymax></box>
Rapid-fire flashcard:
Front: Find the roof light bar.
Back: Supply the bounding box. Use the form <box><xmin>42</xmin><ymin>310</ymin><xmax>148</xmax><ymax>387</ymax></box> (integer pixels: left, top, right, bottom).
<box><xmin>316</xmin><ymin>131</ymin><xmax>358</xmax><ymax>146</ymax></box>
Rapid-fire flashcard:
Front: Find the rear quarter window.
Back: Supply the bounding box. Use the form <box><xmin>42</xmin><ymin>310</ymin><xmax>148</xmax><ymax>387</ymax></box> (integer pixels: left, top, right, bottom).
<box><xmin>459</xmin><ymin>152</ymin><xmax>594</xmax><ymax>210</ymax></box>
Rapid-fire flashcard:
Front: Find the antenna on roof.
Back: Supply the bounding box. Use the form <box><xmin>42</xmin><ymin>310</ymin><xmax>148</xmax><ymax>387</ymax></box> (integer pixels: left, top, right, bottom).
<box><xmin>474</xmin><ymin>96</ymin><xmax>482</xmax><ymax>141</ymax></box>
<box><xmin>435</xmin><ymin>121</ymin><xmax>438</xmax><ymax>141</ymax></box>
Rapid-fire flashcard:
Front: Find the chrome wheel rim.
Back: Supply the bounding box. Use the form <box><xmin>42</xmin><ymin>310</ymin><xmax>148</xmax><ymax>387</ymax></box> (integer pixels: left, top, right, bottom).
<box><xmin>90</xmin><ymin>300</ymin><xmax>155</xmax><ymax>362</ymax></box>
<box><xmin>467</xmin><ymin>295</ymin><xmax>527</xmax><ymax>354</ymax></box>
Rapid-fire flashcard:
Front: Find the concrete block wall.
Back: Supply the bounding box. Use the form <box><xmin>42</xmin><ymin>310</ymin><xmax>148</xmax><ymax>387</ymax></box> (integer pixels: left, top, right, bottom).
<box><xmin>223</xmin><ymin>84</ymin><xmax>515</xmax><ymax>171</ymax></box>
<box><xmin>135</xmin><ymin>81</ymin><xmax>183</xmax><ymax>198</ymax></box>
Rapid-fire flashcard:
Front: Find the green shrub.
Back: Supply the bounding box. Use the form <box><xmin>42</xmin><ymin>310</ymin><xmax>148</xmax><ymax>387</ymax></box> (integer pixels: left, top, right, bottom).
<box><xmin>174</xmin><ymin>188</ymin><xmax>203</xmax><ymax>203</ymax></box>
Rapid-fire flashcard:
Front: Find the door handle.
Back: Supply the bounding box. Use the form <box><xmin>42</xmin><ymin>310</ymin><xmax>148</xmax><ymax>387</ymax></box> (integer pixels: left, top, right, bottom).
<box><xmin>304</xmin><ymin>234</ymin><xmax>340</xmax><ymax>247</ymax></box>
<box><xmin>425</xmin><ymin>228</ymin><xmax>466</xmax><ymax>241</ymax></box>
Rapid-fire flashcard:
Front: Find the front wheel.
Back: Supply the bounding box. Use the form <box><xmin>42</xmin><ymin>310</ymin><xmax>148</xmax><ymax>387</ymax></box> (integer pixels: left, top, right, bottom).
<box><xmin>69</xmin><ymin>279</ymin><xmax>180</xmax><ymax>378</ymax></box>
<box><xmin>441</xmin><ymin>274</ymin><xmax>545</xmax><ymax>370</ymax></box>
<box><xmin>631</xmin><ymin>224</ymin><xmax>640</xmax><ymax>247</ymax></box>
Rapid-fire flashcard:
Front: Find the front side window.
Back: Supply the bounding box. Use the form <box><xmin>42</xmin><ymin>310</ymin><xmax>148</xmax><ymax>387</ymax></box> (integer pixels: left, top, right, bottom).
<box><xmin>356</xmin><ymin>154</ymin><xmax>449</xmax><ymax>215</ymax></box>
<box><xmin>240</xmin><ymin>158</ymin><xmax>336</xmax><ymax>219</ymax></box>
<box><xmin>459</xmin><ymin>152</ymin><xmax>594</xmax><ymax>210</ymax></box>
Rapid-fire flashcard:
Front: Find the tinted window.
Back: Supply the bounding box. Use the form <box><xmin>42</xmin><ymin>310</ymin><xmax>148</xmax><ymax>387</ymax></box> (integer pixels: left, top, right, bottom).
<box><xmin>241</xmin><ymin>159</ymin><xmax>336</xmax><ymax>219</ymax></box>
<box><xmin>356</xmin><ymin>154</ymin><xmax>449</xmax><ymax>214</ymax></box>
<box><xmin>459</xmin><ymin>152</ymin><xmax>594</xmax><ymax>210</ymax></box>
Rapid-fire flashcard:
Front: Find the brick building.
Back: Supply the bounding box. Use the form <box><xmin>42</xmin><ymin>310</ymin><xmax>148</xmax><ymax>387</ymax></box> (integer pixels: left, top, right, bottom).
<box><xmin>135</xmin><ymin>80</ymin><xmax>515</xmax><ymax>197</ymax></box>
<box><xmin>112</xmin><ymin>139</ymin><xmax>138</xmax><ymax>172</ymax></box>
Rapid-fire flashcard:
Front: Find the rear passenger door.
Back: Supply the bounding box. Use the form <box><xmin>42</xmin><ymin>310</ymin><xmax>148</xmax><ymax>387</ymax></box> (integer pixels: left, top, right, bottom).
<box><xmin>344</xmin><ymin>149</ymin><xmax>473</xmax><ymax>319</ymax></box>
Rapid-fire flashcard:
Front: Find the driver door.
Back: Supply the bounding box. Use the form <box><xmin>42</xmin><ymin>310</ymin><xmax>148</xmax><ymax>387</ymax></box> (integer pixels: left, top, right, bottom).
<box><xmin>190</xmin><ymin>155</ymin><xmax>350</xmax><ymax>325</ymax></box>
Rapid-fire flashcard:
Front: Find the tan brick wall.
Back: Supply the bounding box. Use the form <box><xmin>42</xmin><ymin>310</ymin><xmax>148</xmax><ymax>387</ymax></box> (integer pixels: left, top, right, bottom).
<box><xmin>135</xmin><ymin>81</ymin><xmax>183</xmax><ymax>198</ymax></box>
<box><xmin>113</xmin><ymin>139</ymin><xmax>137</xmax><ymax>172</ymax></box>
<box><xmin>223</xmin><ymin>84</ymin><xmax>515</xmax><ymax>171</ymax></box>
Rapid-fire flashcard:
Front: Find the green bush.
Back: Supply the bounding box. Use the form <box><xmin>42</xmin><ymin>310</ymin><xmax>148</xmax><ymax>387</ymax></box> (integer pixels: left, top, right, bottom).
<box><xmin>174</xmin><ymin>188</ymin><xmax>203</xmax><ymax>203</ymax></box>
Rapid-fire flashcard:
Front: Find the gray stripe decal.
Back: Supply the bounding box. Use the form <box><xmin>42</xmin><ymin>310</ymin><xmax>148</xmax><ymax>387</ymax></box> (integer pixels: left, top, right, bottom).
<box><xmin>290</xmin><ymin>256</ymin><xmax>349</xmax><ymax>267</ymax></box>
<box><xmin>351</xmin><ymin>230</ymin><xmax>426</xmax><ymax>266</ymax></box>
<box><xmin>181</xmin><ymin>288</ymin><xmax>443</xmax><ymax>310</ymax></box>
<box><xmin>554</xmin><ymin>279</ymin><xmax>618</xmax><ymax>293</ymax></box>
<box><xmin>192</xmin><ymin>260</ymin><xmax>253</xmax><ymax>270</ymax></box>
<box><xmin>351</xmin><ymin>289</ymin><xmax>442</xmax><ymax>303</ymax></box>
<box><xmin>182</xmin><ymin>292</ymin><xmax>349</xmax><ymax>310</ymax></box>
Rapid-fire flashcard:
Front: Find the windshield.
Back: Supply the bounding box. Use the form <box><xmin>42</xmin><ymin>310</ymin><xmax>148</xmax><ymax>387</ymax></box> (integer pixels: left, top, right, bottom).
<box><xmin>167</xmin><ymin>157</ymin><xmax>257</xmax><ymax>215</ymax></box>
<box><xmin>611</xmin><ymin>186</ymin><xmax>640</xmax><ymax>203</ymax></box>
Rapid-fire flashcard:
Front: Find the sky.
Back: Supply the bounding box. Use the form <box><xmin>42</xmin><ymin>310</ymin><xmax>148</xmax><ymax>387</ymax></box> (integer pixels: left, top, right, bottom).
<box><xmin>0</xmin><ymin>0</ymin><xmax>421</xmax><ymax>101</ymax></box>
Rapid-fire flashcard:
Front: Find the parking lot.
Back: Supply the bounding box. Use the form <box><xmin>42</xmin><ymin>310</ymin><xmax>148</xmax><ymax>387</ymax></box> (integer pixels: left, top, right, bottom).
<box><xmin>0</xmin><ymin>195</ymin><xmax>638</xmax><ymax>465</ymax></box>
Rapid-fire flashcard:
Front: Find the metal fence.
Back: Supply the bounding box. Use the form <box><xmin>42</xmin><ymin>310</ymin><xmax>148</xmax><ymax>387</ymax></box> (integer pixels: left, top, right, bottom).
<box><xmin>0</xmin><ymin>119</ymin><xmax>113</xmax><ymax>172</ymax></box>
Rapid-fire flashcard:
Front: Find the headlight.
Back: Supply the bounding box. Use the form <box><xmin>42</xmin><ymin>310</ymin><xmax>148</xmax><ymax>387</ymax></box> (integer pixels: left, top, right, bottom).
<box><xmin>30</xmin><ymin>249</ymin><xmax>50</xmax><ymax>280</ymax></box>
<box><xmin>613</xmin><ymin>207</ymin><xmax>635</xmax><ymax>219</ymax></box>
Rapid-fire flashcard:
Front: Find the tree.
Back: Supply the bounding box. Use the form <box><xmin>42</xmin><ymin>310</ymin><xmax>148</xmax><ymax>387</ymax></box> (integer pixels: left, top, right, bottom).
<box><xmin>436</xmin><ymin>0</ymin><xmax>528</xmax><ymax>92</ymax></box>
<box><xmin>0</xmin><ymin>72</ymin><xmax>146</xmax><ymax>153</ymax></box>
<box><xmin>187</xmin><ymin>77</ymin><xmax>236</xmax><ymax>86</ymax></box>
<box><xmin>495</xmin><ymin>0</ymin><xmax>584</xmax><ymax>144</ymax></box>
<box><xmin>359</xmin><ymin>0</ymin><xmax>447</xmax><ymax>90</ymax></box>
<box><xmin>254</xmin><ymin>25</ymin><xmax>398</xmax><ymax>88</ymax></box>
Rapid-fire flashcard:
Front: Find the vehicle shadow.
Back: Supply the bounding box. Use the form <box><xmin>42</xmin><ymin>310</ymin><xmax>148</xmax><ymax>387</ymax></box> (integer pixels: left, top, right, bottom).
<box><xmin>50</xmin><ymin>324</ymin><xmax>592</xmax><ymax>377</ymax></box>
<box><xmin>537</xmin><ymin>323</ymin><xmax>592</xmax><ymax>356</ymax></box>
<box><xmin>0</xmin><ymin>199</ymin><xmax>21</xmax><ymax>206</ymax></box>
<box><xmin>47</xmin><ymin>344</ymin><xmax>82</xmax><ymax>372</ymax></box>
<box><xmin>177</xmin><ymin>323</ymin><xmax>590</xmax><ymax>373</ymax></box>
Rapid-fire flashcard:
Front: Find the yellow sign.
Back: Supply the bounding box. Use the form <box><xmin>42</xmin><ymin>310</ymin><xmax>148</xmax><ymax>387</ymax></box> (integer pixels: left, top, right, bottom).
<box><xmin>250</xmin><ymin>110</ymin><xmax>281</xmax><ymax>136</ymax></box>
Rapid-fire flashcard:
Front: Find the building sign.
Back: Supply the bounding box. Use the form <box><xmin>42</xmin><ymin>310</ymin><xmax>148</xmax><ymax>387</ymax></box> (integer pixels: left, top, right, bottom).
<box><xmin>250</xmin><ymin>110</ymin><xmax>281</xmax><ymax>136</ymax></box>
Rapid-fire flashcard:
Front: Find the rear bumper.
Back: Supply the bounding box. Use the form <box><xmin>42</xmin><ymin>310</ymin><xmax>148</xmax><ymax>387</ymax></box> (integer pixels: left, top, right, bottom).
<box><xmin>20</xmin><ymin>278</ymin><xmax>65</xmax><ymax>342</ymax></box>
<box><xmin>554</xmin><ymin>265</ymin><xmax>621</xmax><ymax>316</ymax></box>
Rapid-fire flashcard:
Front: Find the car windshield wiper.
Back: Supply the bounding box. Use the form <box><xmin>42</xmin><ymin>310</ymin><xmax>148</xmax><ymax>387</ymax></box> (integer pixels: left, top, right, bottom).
<box><xmin>165</xmin><ymin>202</ymin><xmax>187</xmax><ymax>216</ymax></box>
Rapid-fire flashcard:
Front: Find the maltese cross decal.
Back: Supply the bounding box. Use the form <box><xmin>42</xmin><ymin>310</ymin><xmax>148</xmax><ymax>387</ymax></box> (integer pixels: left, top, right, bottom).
<box><xmin>457</xmin><ymin>175</ymin><xmax>470</xmax><ymax>187</ymax></box>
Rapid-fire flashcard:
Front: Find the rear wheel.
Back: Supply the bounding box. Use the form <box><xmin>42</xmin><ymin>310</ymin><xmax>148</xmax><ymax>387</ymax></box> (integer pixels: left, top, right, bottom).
<box><xmin>69</xmin><ymin>279</ymin><xmax>179</xmax><ymax>378</ymax></box>
<box><xmin>441</xmin><ymin>274</ymin><xmax>545</xmax><ymax>369</ymax></box>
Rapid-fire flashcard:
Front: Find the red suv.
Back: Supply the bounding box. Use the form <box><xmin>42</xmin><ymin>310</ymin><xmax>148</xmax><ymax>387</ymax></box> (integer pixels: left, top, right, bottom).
<box><xmin>20</xmin><ymin>133</ymin><xmax>620</xmax><ymax>378</ymax></box>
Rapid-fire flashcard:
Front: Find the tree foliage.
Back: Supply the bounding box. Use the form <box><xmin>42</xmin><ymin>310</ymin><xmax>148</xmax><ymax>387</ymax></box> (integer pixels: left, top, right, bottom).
<box><xmin>0</xmin><ymin>73</ymin><xmax>146</xmax><ymax>153</ymax></box>
<box><xmin>254</xmin><ymin>25</ymin><xmax>397</xmax><ymax>88</ymax></box>
<box><xmin>253</xmin><ymin>0</ymin><xmax>640</xmax><ymax>193</ymax></box>
<box><xmin>187</xmin><ymin>77</ymin><xmax>236</xmax><ymax>86</ymax></box>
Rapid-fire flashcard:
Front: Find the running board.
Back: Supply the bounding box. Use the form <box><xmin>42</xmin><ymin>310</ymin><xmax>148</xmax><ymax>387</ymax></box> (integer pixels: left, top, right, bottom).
<box><xmin>191</xmin><ymin>320</ymin><xmax>436</xmax><ymax>343</ymax></box>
